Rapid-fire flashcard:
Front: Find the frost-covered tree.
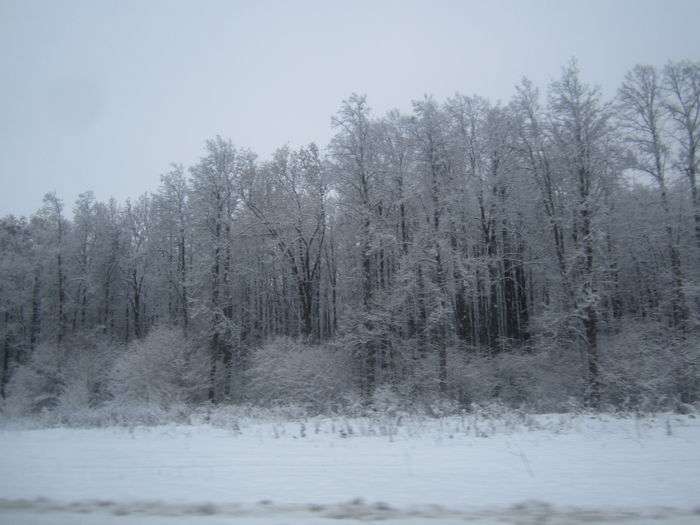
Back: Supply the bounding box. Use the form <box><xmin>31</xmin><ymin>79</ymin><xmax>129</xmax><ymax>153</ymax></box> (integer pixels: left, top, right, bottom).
<box><xmin>618</xmin><ymin>64</ymin><xmax>688</xmax><ymax>326</ymax></box>
<box><xmin>1</xmin><ymin>59</ymin><xmax>698</xmax><ymax>415</ymax></box>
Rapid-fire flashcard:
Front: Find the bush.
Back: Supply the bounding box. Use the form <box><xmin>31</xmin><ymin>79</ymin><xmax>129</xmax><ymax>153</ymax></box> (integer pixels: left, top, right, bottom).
<box><xmin>3</xmin><ymin>331</ymin><xmax>119</xmax><ymax>416</ymax></box>
<box><xmin>443</xmin><ymin>345</ymin><xmax>584</xmax><ymax>412</ymax></box>
<box><xmin>109</xmin><ymin>326</ymin><xmax>209</xmax><ymax>408</ymax></box>
<box><xmin>3</xmin><ymin>319</ymin><xmax>697</xmax><ymax>424</ymax></box>
<box><xmin>246</xmin><ymin>337</ymin><xmax>357</xmax><ymax>411</ymax></box>
<box><xmin>600</xmin><ymin>321</ymin><xmax>700</xmax><ymax>410</ymax></box>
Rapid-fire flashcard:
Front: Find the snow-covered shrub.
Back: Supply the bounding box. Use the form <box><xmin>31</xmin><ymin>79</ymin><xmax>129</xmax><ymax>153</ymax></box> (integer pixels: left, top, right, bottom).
<box><xmin>3</xmin><ymin>331</ymin><xmax>119</xmax><ymax>416</ymax></box>
<box><xmin>371</xmin><ymin>384</ymin><xmax>404</xmax><ymax>414</ymax></box>
<box><xmin>108</xmin><ymin>326</ymin><xmax>209</xmax><ymax>408</ymax></box>
<box><xmin>444</xmin><ymin>346</ymin><xmax>580</xmax><ymax>411</ymax></box>
<box><xmin>600</xmin><ymin>321</ymin><xmax>700</xmax><ymax>411</ymax></box>
<box><xmin>57</xmin><ymin>334</ymin><xmax>120</xmax><ymax>411</ymax></box>
<box><xmin>441</xmin><ymin>320</ymin><xmax>699</xmax><ymax>413</ymax></box>
<box><xmin>2</xmin><ymin>343</ymin><xmax>59</xmax><ymax>415</ymax></box>
<box><xmin>246</xmin><ymin>337</ymin><xmax>357</xmax><ymax>411</ymax></box>
<box><xmin>522</xmin><ymin>345</ymin><xmax>589</xmax><ymax>412</ymax></box>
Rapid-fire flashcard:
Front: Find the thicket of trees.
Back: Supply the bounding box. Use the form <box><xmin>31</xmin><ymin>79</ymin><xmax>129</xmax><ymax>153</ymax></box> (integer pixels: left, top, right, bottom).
<box><xmin>1</xmin><ymin>60</ymin><xmax>699</xmax><ymax>416</ymax></box>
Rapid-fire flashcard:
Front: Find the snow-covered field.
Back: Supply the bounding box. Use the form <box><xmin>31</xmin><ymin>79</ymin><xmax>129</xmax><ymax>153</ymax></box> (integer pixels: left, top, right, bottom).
<box><xmin>1</xmin><ymin>413</ymin><xmax>699</xmax><ymax>524</ymax></box>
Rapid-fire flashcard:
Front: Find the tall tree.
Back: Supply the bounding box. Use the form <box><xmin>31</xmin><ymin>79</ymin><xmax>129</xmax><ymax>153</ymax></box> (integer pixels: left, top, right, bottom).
<box><xmin>548</xmin><ymin>61</ymin><xmax>616</xmax><ymax>407</ymax></box>
<box><xmin>664</xmin><ymin>60</ymin><xmax>700</xmax><ymax>250</ymax></box>
<box><xmin>618</xmin><ymin>64</ymin><xmax>687</xmax><ymax>326</ymax></box>
<box><xmin>330</xmin><ymin>94</ymin><xmax>380</xmax><ymax>398</ymax></box>
<box><xmin>39</xmin><ymin>192</ymin><xmax>67</xmax><ymax>346</ymax></box>
<box><xmin>189</xmin><ymin>137</ymin><xmax>240</xmax><ymax>402</ymax></box>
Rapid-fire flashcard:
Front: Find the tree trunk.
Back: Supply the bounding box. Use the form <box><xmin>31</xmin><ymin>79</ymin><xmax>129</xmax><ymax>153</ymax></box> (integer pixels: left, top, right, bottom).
<box><xmin>57</xmin><ymin>251</ymin><xmax>65</xmax><ymax>345</ymax></box>
<box><xmin>209</xmin><ymin>205</ymin><xmax>223</xmax><ymax>403</ymax></box>
<box><xmin>29</xmin><ymin>268</ymin><xmax>41</xmax><ymax>353</ymax></box>
<box><xmin>1</xmin><ymin>311</ymin><xmax>11</xmax><ymax>399</ymax></box>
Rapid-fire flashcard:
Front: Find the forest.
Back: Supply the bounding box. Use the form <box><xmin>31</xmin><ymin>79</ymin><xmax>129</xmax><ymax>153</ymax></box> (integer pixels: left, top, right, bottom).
<box><xmin>1</xmin><ymin>60</ymin><xmax>699</xmax><ymax>419</ymax></box>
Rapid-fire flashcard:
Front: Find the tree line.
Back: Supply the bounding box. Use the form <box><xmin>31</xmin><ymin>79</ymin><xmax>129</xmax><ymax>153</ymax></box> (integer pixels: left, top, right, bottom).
<box><xmin>1</xmin><ymin>60</ymin><xmax>698</xmax><ymax>413</ymax></box>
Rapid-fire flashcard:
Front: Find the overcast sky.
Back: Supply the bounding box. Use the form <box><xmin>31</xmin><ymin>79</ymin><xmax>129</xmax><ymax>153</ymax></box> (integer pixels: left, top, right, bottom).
<box><xmin>1</xmin><ymin>0</ymin><xmax>698</xmax><ymax>216</ymax></box>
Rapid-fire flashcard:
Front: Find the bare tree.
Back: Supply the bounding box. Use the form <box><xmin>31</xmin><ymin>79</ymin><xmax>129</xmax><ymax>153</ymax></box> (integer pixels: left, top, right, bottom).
<box><xmin>619</xmin><ymin>64</ymin><xmax>687</xmax><ymax>326</ymax></box>
<box><xmin>664</xmin><ymin>60</ymin><xmax>700</xmax><ymax>249</ymax></box>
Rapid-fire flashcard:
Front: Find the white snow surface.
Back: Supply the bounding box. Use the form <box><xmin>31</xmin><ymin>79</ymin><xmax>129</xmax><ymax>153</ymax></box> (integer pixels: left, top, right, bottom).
<box><xmin>1</xmin><ymin>413</ymin><xmax>699</xmax><ymax>524</ymax></box>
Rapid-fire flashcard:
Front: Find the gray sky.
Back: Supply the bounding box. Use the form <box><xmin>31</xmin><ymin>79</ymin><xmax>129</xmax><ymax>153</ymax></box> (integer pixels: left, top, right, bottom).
<box><xmin>1</xmin><ymin>0</ymin><xmax>698</xmax><ymax>216</ymax></box>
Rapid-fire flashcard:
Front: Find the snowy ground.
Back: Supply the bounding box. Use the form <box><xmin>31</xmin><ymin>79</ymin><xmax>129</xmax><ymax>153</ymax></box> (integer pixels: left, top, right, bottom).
<box><xmin>1</xmin><ymin>413</ymin><xmax>699</xmax><ymax>524</ymax></box>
